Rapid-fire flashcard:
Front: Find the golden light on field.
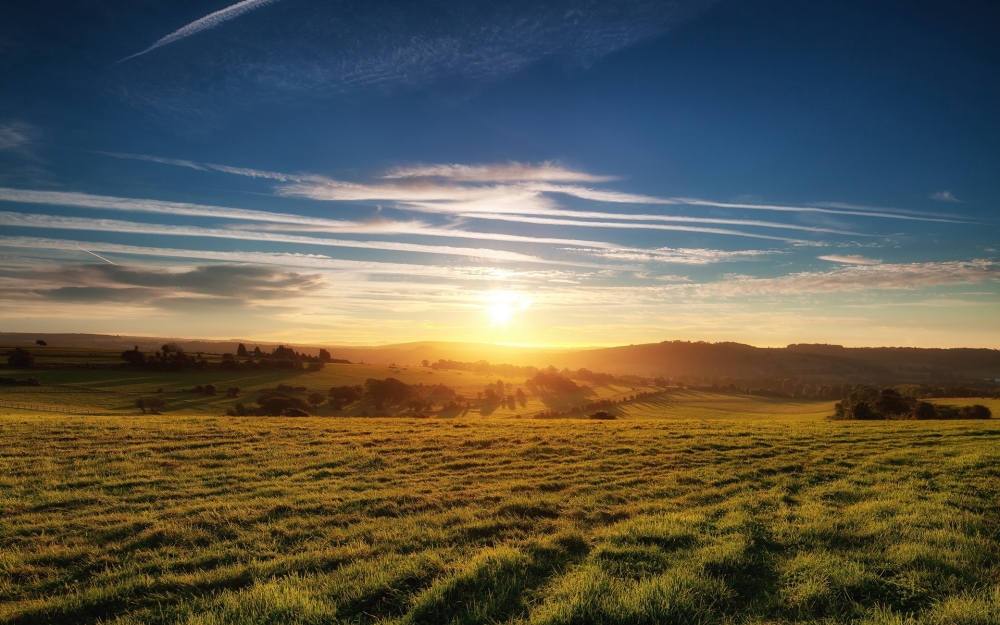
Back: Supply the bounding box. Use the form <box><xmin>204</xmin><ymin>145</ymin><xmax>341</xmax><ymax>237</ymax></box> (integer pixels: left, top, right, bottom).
<box><xmin>486</xmin><ymin>291</ymin><xmax>532</xmax><ymax>327</ymax></box>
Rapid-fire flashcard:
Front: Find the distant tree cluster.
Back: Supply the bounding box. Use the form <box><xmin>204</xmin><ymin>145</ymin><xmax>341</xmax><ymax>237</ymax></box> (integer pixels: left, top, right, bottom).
<box><xmin>119</xmin><ymin>344</ymin><xmax>208</xmax><ymax>371</ymax></box>
<box><xmin>328</xmin><ymin>384</ymin><xmax>364</xmax><ymax>410</ymax></box>
<box><xmin>526</xmin><ymin>369</ymin><xmax>580</xmax><ymax>394</ymax></box>
<box><xmin>187</xmin><ymin>384</ymin><xmax>217</xmax><ymax>395</ymax></box>
<box><xmin>119</xmin><ymin>344</ymin><xmax>348</xmax><ymax>372</ymax></box>
<box><xmin>226</xmin><ymin>387</ymin><xmax>312</xmax><ymax>417</ymax></box>
<box><xmin>831</xmin><ymin>387</ymin><xmax>992</xmax><ymax>420</ymax></box>
<box><xmin>364</xmin><ymin>378</ymin><xmax>415</xmax><ymax>409</ymax></box>
<box><xmin>6</xmin><ymin>348</ymin><xmax>36</xmax><ymax>368</ymax></box>
<box><xmin>135</xmin><ymin>396</ymin><xmax>166</xmax><ymax>414</ymax></box>
<box><xmin>677</xmin><ymin>377</ymin><xmax>1000</xmax><ymax>401</ymax></box>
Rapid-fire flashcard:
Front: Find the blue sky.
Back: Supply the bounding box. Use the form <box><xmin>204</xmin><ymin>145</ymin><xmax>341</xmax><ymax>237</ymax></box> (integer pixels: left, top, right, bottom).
<box><xmin>1</xmin><ymin>0</ymin><xmax>998</xmax><ymax>347</ymax></box>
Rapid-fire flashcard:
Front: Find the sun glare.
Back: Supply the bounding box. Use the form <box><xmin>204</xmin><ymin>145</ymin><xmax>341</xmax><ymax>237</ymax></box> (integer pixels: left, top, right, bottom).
<box><xmin>486</xmin><ymin>292</ymin><xmax>531</xmax><ymax>327</ymax></box>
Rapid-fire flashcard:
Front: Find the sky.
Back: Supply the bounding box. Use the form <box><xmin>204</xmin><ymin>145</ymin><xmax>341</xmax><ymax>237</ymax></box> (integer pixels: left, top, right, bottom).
<box><xmin>1</xmin><ymin>0</ymin><xmax>998</xmax><ymax>348</ymax></box>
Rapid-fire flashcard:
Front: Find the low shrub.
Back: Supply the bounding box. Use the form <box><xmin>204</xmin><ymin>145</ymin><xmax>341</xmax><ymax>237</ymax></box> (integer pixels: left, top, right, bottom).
<box><xmin>589</xmin><ymin>411</ymin><xmax>616</xmax><ymax>420</ymax></box>
<box><xmin>135</xmin><ymin>396</ymin><xmax>166</xmax><ymax>414</ymax></box>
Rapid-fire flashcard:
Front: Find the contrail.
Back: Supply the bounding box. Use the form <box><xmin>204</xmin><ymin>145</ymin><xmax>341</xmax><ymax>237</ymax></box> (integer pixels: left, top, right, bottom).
<box><xmin>76</xmin><ymin>243</ymin><xmax>117</xmax><ymax>265</ymax></box>
<box><xmin>119</xmin><ymin>0</ymin><xmax>280</xmax><ymax>62</ymax></box>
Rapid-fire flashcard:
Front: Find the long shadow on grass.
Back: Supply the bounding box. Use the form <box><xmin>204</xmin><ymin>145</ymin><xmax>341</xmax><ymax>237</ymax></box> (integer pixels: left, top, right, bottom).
<box><xmin>399</xmin><ymin>532</ymin><xmax>591</xmax><ymax>625</ymax></box>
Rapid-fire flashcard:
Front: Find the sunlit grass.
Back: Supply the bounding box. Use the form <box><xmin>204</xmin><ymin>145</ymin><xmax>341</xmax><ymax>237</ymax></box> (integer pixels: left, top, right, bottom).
<box><xmin>1</xmin><ymin>413</ymin><xmax>997</xmax><ymax>624</ymax></box>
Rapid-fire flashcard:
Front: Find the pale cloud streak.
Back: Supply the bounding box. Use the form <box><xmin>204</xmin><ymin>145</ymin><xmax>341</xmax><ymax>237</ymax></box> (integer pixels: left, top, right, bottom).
<box><xmin>0</xmin><ymin>187</ymin><xmax>626</xmax><ymax>249</ymax></box>
<box><xmin>818</xmin><ymin>254</ymin><xmax>882</xmax><ymax>265</ymax></box>
<box><xmin>455</xmin><ymin>213</ymin><xmax>807</xmax><ymax>242</ymax></box>
<box><xmin>0</xmin><ymin>123</ymin><xmax>34</xmax><ymax>154</ymax></box>
<box><xmin>120</xmin><ymin>0</ymin><xmax>281</xmax><ymax>62</ymax></box>
<box><xmin>930</xmin><ymin>190</ymin><xmax>961</xmax><ymax>202</ymax></box>
<box><xmin>0</xmin><ymin>236</ymin><xmax>559</xmax><ymax>282</ymax></box>
<box><xmin>574</xmin><ymin>247</ymin><xmax>777</xmax><ymax>264</ymax></box>
<box><xmin>698</xmin><ymin>260</ymin><xmax>1000</xmax><ymax>296</ymax></box>
<box><xmin>383</xmin><ymin>162</ymin><xmax>617</xmax><ymax>182</ymax></box>
<box><xmin>0</xmin><ymin>212</ymin><xmax>550</xmax><ymax>263</ymax></box>
<box><xmin>98</xmin><ymin>152</ymin><xmax>959</xmax><ymax>225</ymax></box>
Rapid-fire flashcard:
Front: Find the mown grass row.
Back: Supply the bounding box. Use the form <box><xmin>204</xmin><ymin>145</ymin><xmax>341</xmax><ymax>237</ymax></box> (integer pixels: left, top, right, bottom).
<box><xmin>1</xmin><ymin>415</ymin><xmax>998</xmax><ymax>624</ymax></box>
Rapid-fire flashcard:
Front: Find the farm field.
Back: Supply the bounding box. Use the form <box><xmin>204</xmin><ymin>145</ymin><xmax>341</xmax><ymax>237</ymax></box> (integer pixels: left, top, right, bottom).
<box><xmin>1</xmin><ymin>410</ymin><xmax>999</xmax><ymax>624</ymax></box>
<box><xmin>0</xmin><ymin>349</ymin><xmax>839</xmax><ymax>420</ymax></box>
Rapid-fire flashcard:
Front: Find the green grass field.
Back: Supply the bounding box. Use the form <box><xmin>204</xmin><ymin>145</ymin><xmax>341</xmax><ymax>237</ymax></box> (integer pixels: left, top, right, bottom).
<box><xmin>2</xmin><ymin>409</ymin><xmax>999</xmax><ymax>624</ymax></box>
<box><xmin>1</xmin><ymin>355</ymin><xmax>841</xmax><ymax>420</ymax></box>
<box><xmin>3</xmin><ymin>350</ymin><xmax>998</xmax><ymax>623</ymax></box>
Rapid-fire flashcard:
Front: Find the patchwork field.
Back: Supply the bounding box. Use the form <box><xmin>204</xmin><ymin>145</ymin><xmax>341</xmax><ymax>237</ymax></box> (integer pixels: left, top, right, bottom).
<box><xmin>1</xmin><ymin>410</ymin><xmax>998</xmax><ymax>625</ymax></box>
<box><xmin>0</xmin><ymin>356</ymin><xmax>839</xmax><ymax>420</ymax></box>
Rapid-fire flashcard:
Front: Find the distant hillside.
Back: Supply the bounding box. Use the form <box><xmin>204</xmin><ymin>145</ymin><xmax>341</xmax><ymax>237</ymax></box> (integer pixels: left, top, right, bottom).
<box><xmin>4</xmin><ymin>334</ymin><xmax>999</xmax><ymax>385</ymax></box>
<box><xmin>527</xmin><ymin>342</ymin><xmax>1000</xmax><ymax>384</ymax></box>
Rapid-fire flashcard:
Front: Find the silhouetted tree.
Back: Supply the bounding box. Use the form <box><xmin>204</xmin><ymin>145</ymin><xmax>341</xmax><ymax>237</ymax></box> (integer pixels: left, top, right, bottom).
<box><xmin>959</xmin><ymin>405</ymin><xmax>992</xmax><ymax>419</ymax></box>
<box><xmin>237</xmin><ymin>343</ymin><xmax>248</xmax><ymax>357</ymax></box>
<box><xmin>253</xmin><ymin>346</ymin><xmax>263</xmax><ymax>357</ymax></box>
<box><xmin>254</xmin><ymin>390</ymin><xmax>311</xmax><ymax>416</ymax></box>
<box><xmin>35</xmin><ymin>339</ymin><xmax>46</xmax><ymax>346</ymax></box>
<box><xmin>847</xmin><ymin>401</ymin><xmax>879</xmax><ymax>420</ymax></box>
<box><xmin>136</xmin><ymin>396</ymin><xmax>166</xmax><ymax>414</ymax></box>
<box><xmin>329</xmin><ymin>385</ymin><xmax>363</xmax><ymax>403</ymax></box>
<box><xmin>589</xmin><ymin>411</ymin><xmax>616</xmax><ymax>420</ymax></box>
<box><xmin>364</xmin><ymin>378</ymin><xmax>414</xmax><ymax>404</ymax></box>
<box><xmin>226</xmin><ymin>386</ymin><xmax>241</xmax><ymax>397</ymax></box>
<box><xmin>318</xmin><ymin>348</ymin><xmax>331</xmax><ymax>362</ymax></box>
<box><xmin>120</xmin><ymin>347</ymin><xmax>146</xmax><ymax>366</ymax></box>
<box><xmin>911</xmin><ymin>401</ymin><xmax>937</xmax><ymax>420</ymax></box>
<box><xmin>7</xmin><ymin>348</ymin><xmax>34</xmax><ymax>367</ymax></box>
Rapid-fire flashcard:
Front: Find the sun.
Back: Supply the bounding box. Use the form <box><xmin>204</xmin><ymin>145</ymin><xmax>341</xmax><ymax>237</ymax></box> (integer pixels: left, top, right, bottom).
<box><xmin>486</xmin><ymin>292</ymin><xmax>531</xmax><ymax>327</ymax></box>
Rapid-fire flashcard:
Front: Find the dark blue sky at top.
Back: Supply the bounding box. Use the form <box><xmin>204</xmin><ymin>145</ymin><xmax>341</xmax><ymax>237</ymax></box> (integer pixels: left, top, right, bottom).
<box><xmin>2</xmin><ymin>0</ymin><xmax>997</xmax><ymax>205</ymax></box>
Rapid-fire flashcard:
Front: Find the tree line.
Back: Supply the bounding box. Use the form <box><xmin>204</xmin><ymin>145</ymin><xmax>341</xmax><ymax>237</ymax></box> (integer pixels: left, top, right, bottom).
<box><xmin>118</xmin><ymin>344</ymin><xmax>341</xmax><ymax>371</ymax></box>
<box><xmin>831</xmin><ymin>387</ymin><xmax>992</xmax><ymax>420</ymax></box>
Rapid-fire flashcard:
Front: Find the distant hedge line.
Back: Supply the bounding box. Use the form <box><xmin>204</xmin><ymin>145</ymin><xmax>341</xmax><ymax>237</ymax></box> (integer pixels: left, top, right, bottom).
<box><xmin>831</xmin><ymin>387</ymin><xmax>991</xmax><ymax>420</ymax></box>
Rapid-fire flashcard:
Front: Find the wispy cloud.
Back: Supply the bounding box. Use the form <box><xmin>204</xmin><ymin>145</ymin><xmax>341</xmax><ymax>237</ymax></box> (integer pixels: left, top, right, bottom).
<box><xmin>575</xmin><ymin>247</ymin><xmax>777</xmax><ymax>265</ymax></box>
<box><xmin>818</xmin><ymin>254</ymin><xmax>882</xmax><ymax>265</ymax></box>
<box><xmin>0</xmin><ymin>236</ymin><xmax>598</xmax><ymax>284</ymax></box>
<box><xmin>698</xmin><ymin>260</ymin><xmax>1000</xmax><ymax>296</ymax></box>
<box><xmin>930</xmin><ymin>190</ymin><xmax>961</xmax><ymax>202</ymax></box>
<box><xmin>456</xmin><ymin>213</ymin><xmax>808</xmax><ymax>242</ymax></box>
<box><xmin>0</xmin><ymin>123</ymin><xmax>35</xmax><ymax>154</ymax></box>
<box><xmin>98</xmin><ymin>152</ymin><xmax>962</xmax><ymax>227</ymax></box>
<box><xmin>0</xmin><ymin>211</ymin><xmax>572</xmax><ymax>264</ymax></box>
<box><xmin>0</xmin><ymin>187</ymin><xmax>625</xmax><ymax>249</ymax></box>
<box><xmin>11</xmin><ymin>263</ymin><xmax>323</xmax><ymax>306</ymax></box>
<box><xmin>94</xmin><ymin>152</ymin><xmax>208</xmax><ymax>171</ymax></box>
<box><xmin>383</xmin><ymin>162</ymin><xmax>617</xmax><ymax>182</ymax></box>
<box><xmin>120</xmin><ymin>0</ymin><xmax>281</xmax><ymax>62</ymax></box>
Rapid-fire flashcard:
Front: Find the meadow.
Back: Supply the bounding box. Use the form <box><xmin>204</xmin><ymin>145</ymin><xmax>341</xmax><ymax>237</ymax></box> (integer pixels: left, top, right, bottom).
<box><xmin>0</xmin><ymin>347</ymin><xmax>838</xmax><ymax>420</ymax></box>
<box><xmin>2</xmin><ymin>348</ymin><xmax>999</xmax><ymax>624</ymax></box>
<box><xmin>1</xmin><ymin>408</ymin><xmax>998</xmax><ymax>624</ymax></box>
